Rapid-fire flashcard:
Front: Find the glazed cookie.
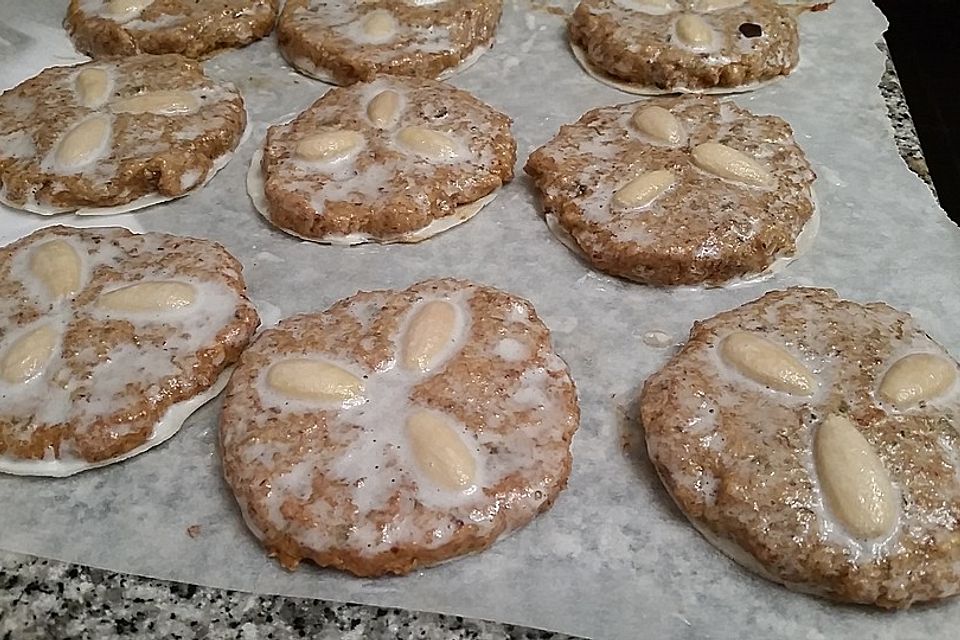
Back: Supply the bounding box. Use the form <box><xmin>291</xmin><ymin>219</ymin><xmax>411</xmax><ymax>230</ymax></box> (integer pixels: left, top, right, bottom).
<box><xmin>277</xmin><ymin>0</ymin><xmax>503</xmax><ymax>85</ymax></box>
<box><xmin>524</xmin><ymin>96</ymin><xmax>816</xmax><ymax>286</ymax></box>
<box><xmin>640</xmin><ymin>287</ymin><xmax>960</xmax><ymax>608</ymax></box>
<box><xmin>569</xmin><ymin>0</ymin><xmax>802</xmax><ymax>93</ymax></box>
<box><xmin>249</xmin><ymin>76</ymin><xmax>515</xmax><ymax>244</ymax></box>
<box><xmin>65</xmin><ymin>0</ymin><xmax>279</xmax><ymax>59</ymax></box>
<box><xmin>220</xmin><ymin>278</ymin><xmax>579</xmax><ymax>576</ymax></box>
<box><xmin>0</xmin><ymin>225</ymin><xmax>259</xmax><ymax>477</ymax></box>
<box><xmin>0</xmin><ymin>55</ymin><xmax>246</xmax><ymax>215</ymax></box>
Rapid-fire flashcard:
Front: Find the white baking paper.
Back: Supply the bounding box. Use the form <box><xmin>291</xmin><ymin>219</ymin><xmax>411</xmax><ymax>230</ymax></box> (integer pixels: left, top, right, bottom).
<box><xmin>2</xmin><ymin>1</ymin><xmax>959</xmax><ymax>639</ymax></box>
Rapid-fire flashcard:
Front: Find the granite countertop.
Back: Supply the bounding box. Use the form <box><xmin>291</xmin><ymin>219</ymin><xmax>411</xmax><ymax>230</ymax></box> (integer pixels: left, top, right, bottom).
<box><xmin>0</xmin><ymin>45</ymin><xmax>938</xmax><ymax>640</ymax></box>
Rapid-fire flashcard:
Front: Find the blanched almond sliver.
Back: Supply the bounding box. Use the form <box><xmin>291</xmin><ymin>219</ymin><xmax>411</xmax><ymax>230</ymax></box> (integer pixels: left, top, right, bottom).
<box><xmin>692</xmin><ymin>142</ymin><xmax>773</xmax><ymax>188</ymax></box>
<box><xmin>815</xmin><ymin>414</ymin><xmax>897</xmax><ymax>539</ymax></box>
<box><xmin>295</xmin><ymin>130</ymin><xmax>364</xmax><ymax>164</ymax></box>
<box><xmin>96</xmin><ymin>281</ymin><xmax>197</xmax><ymax>312</ymax></box>
<box><xmin>612</xmin><ymin>170</ymin><xmax>676</xmax><ymax>209</ymax></box>
<box><xmin>879</xmin><ymin>353</ymin><xmax>957</xmax><ymax>409</ymax></box>
<box><xmin>396</xmin><ymin>127</ymin><xmax>460</xmax><ymax>161</ymax></box>
<box><xmin>75</xmin><ymin>68</ymin><xmax>109</xmax><ymax>108</ymax></box>
<box><xmin>266</xmin><ymin>359</ymin><xmax>364</xmax><ymax>403</ymax></box>
<box><xmin>401</xmin><ymin>300</ymin><xmax>458</xmax><ymax>372</ymax></box>
<box><xmin>406</xmin><ymin>410</ymin><xmax>476</xmax><ymax>490</ymax></box>
<box><xmin>1</xmin><ymin>325</ymin><xmax>58</xmax><ymax>384</ymax></box>
<box><xmin>111</xmin><ymin>90</ymin><xmax>200</xmax><ymax>116</ymax></box>
<box><xmin>54</xmin><ymin>115</ymin><xmax>112</xmax><ymax>171</ymax></box>
<box><xmin>720</xmin><ymin>331</ymin><xmax>816</xmax><ymax>396</ymax></box>
<box><xmin>29</xmin><ymin>239</ymin><xmax>82</xmax><ymax>300</ymax></box>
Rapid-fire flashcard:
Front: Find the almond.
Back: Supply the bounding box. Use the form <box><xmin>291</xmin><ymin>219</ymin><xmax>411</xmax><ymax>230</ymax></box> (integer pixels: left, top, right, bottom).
<box><xmin>361</xmin><ymin>10</ymin><xmax>396</xmax><ymax>41</ymax></box>
<box><xmin>266</xmin><ymin>359</ymin><xmax>364</xmax><ymax>403</ymax></box>
<box><xmin>295</xmin><ymin>130</ymin><xmax>364</xmax><ymax>164</ymax></box>
<box><xmin>878</xmin><ymin>353</ymin><xmax>957</xmax><ymax>409</ymax></box>
<box><xmin>401</xmin><ymin>300</ymin><xmax>459</xmax><ymax>372</ymax></box>
<box><xmin>1</xmin><ymin>325</ymin><xmax>58</xmax><ymax>384</ymax></box>
<box><xmin>111</xmin><ymin>90</ymin><xmax>200</xmax><ymax>116</ymax></box>
<box><xmin>29</xmin><ymin>239</ymin><xmax>82</xmax><ymax>300</ymax></box>
<box><xmin>105</xmin><ymin>0</ymin><xmax>153</xmax><ymax>21</ymax></box>
<box><xmin>692</xmin><ymin>0</ymin><xmax>745</xmax><ymax>11</ymax></box>
<box><xmin>815</xmin><ymin>414</ymin><xmax>897</xmax><ymax>539</ymax></box>
<box><xmin>676</xmin><ymin>14</ymin><xmax>714</xmax><ymax>48</ymax></box>
<box><xmin>691</xmin><ymin>142</ymin><xmax>773</xmax><ymax>187</ymax></box>
<box><xmin>405</xmin><ymin>410</ymin><xmax>476</xmax><ymax>490</ymax></box>
<box><xmin>635</xmin><ymin>0</ymin><xmax>678</xmax><ymax>14</ymax></box>
<box><xmin>367</xmin><ymin>90</ymin><xmax>401</xmax><ymax>129</ymax></box>
<box><xmin>75</xmin><ymin>68</ymin><xmax>109</xmax><ymax>108</ymax></box>
<box><xmin>612</xmin><ymin>169</ymin><xmax>676</xmax><ymax>209</ymax></box>
<box><xmin>396</xmin><ymin>127</ymin><xmax>460</xmax><ymax>161</ymax></box>
<box><xmin>96</xmin><ymin>281</ymin><xmax>196</xmax><ymax>312</ymax></box>
<box><xmin>631</xmin><ymin>105</ymin><xmax>683</xmax><ymax>145</ymax></box>
<box><xmin>720</xmin><ymin>331</ymin><xmax>816</xmax><ymax>396</ymax></box>
<box><xmin>54</xmin><ymin>115</ymin><xmax>112</xmax><ymax>171</ymax></box>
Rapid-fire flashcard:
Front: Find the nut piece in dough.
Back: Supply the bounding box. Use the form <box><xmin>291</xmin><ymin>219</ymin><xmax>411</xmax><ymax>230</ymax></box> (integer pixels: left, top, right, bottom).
<box><xmin>815</xmin><ymin>413</ymin><xmax>897</xmax><ymax>540</ymax></box>
<box><xmin>54</xmin><ymin>115</ymin><xmax>112</xmax><ymax>171</ymax></box>
<box><xmin>878</xmin><ymin>353</ymin><xmax>957</xmax><ymax>409</ymax></box>
<box><xmin>96</xmin><ymin>281</ymin><xmax>197</xmax><ymax>312</ymax></box>
<box><xmin>675</xmin><ymin>14</ymin><xmax>714</xmax><ymax>49</ymax></box>
<box><xmin>691</xmin><ymin>142</ymin><xmax>773</xmax><ymax>187</ymax></box>
<box><xmin>75</xmin><ymin>68</ymin><xmax>110</xmax><ymax>108</ymax></box>
<box><xmin>396</xmin><ymin>127</ymin><xmax>460</xmax><ymax>161</ymax></box>
<box><xmin>29</xmin><ymin>240</ymin><xmax>82</xmax><ymax>300</ymax></box>
<box><xmin>295</xmin><ymin>130</ymin><xmax>365</xmax><ymax>164</ymax></box>
<box><xmin>612</xmin><ymin>170</ymin><xmax>677</xmax><ymax>209</ymax></box>
<box><xmin>632</xmin><ymin>105</ymin><xmax>683</xmax><ymax>145</ymax></box>
<box><xmin>720</xmin><ymin>331</ymin><xmax>816</xmax><ymax>396</ymax></box>
<box><xmin>267</xmin><ymin>359</ymin><xmax>365</xmax><ymax>403</ymax></box>
<box><xmin>367</xmin><ymin>90</ymin><xmax>401</xmax><ymax>128</ymax></box>
<box><xmin>401</xmin><ymin>300</ymin><xmax>459</xmax><ymax>372</ymax></box>
<box><xmin>406</xmin><ymin>410</ymin><xmax>477</xmax><ymax>490</ymax></box>
<box><xmin>111</xmin><ymin>90</ymin><xmax>200</xmax><ymax>116</ymax></box>
<box><xmin>1</xmin><ymin>325</ymin><xmax>58</xmax><ymax>384</ymax></box>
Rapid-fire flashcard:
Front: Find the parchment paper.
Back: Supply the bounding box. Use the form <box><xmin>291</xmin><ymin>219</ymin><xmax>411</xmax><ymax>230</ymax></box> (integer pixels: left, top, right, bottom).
<box><xmin>2</xmin><ymin>1</ymin><xmax>960</xmax><ymax>638</ymax></box>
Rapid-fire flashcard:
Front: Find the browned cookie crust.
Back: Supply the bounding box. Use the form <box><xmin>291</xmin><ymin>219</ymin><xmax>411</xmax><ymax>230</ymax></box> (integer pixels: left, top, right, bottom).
<box><xmin>0</xmin><ymin>54</ymin><xmax>246</xmax><ymax>213</ymax></box>
<box><xmin>524</xmin><ymin>96</ymin><xmax>816</xmax><ymax>286</ymax></box>
<box><xmin>65</xmin><ymin>0</ymin><xmax>279</xmax><ymax>59</ymax></box>
<box><xmin>569</xmin><ymin>0</ymin><xmax>799</xmax><ymax>92</ymax></box>
<box><xmin>641</xmin><ymin>288</ymin><xmax>960</xmax><ymax>607</ymax></box>
<box><xmin>277</xmin><ymin>0</ymin><xmax>503</xmax><ymax>85</ymax></box>
<box><xmin>0</xmin><ymin>225</ymin><xmax>259</xmax><ymax>466</ymax></box>
<box><xmin>220</xmin><ymin>278</ymin><xmax>579</xmax><ymax>576</ymax></box>
<box><xmin>257</xmin><ymin>76</ymin><xmax>515</xmax><ymax>243</ymax></box>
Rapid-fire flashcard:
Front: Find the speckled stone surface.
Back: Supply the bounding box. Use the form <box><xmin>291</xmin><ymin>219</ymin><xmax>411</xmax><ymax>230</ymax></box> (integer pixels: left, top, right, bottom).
<box><xmin>0</xmin><ymin>47</ymin><xmax>939</xmax><ymax>640</ymax></box>
<box><xmin>877</xmin><ymin>41</ymin><xmax>935</xmax><ymax>192</ymax></box>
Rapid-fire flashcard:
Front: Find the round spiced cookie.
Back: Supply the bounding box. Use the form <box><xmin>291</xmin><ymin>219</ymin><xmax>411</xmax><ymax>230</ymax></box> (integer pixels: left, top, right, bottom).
<box><xmin>220</xmin><ymin>278</ymin><xmax>580</xmax><ymax>576</ymax></box>
<box><xmin>569</xmin><ymin>0</ymin><xmax>803</xmax><ymax>94</ymax></box>
<box><xmin>640</xmin><ymin>287</ymin><xmax>960</xmax><ymax>608</ymax></box>
<box><xmin>65</xmin><ymin>0</ymin><xmax>279</xmax><ymax>59</ymax></box>
<box><xmin>524</xmin><ymin>96</ymin><xmax>816</xmax><ymax>286</ymax></box>
<box><xmin>0</xmin><ymin>54</ymin><xmax>246</xmax><ymax>216</ymax></box>
<box><xmin>248</xmin><ymin>76</ymin><xmax>515</xmax><ymax>244</ymax></box>
<box><xmin>277</xmin><ymin>0</ymin><xmax>503</xmax><ymax>85</ymax></box>
<box><xmin>0</xmin><ymin>225</ymin><xmax>260</xmax><ymax>477</ymax></box>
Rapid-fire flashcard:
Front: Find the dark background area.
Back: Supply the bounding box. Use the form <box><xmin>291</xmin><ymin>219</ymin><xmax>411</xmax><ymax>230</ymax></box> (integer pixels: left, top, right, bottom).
<box><xmin>875</xmin><ymin>0</ymin><xmax>960</xmax><ymax>223</ymax></box>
